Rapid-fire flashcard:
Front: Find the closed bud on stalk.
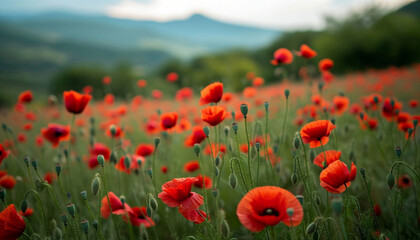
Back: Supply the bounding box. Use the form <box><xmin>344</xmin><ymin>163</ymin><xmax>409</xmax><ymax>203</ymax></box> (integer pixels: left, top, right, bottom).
<box><xmin>91</xmin><ymin>174</ymin><xmax>100</xmax><ymax>196</ymax></box>
<box><xmin>146</xmin><ymin>168</ymin><xmax>153</xmax><ymax>178</ymax></box>
<box><xmin>124</xmin><ymin>156</ymin><xmax>130</xmax><ymax>169</ymax></box>
<box><xmin>331</xmin><ymin>118</ymin><xmax>336</xmax><ymax>125</ymax></box>
<box><xmin>97</xmin><ymin>154</ymin><xmax>105</xmax><ymax>167</ymax></box>
<box><xmin>110</xmin><ymin>151</ymin><xmax>117</xmax><ymax>164</ymax></box>
<box><xmin>413</xmin><ymin>119</ymin><xmax>418</xmax><ymax>127</ymax></box>
<box><xmin>293</xmin><ymin>133</ymin><xmax>300</xmax><ymax>150</ymax></box>
<box><xmin>231</xmin><ymin>111</ymin><xmax>235</xmax><ymax>120</ymax></box>
<box><xmin>240</xmin><ymin>103</ymin><xmax>248</xmax><ymax>117</ymax></box>
<box><xmin>212</xmin><ymin>188</ymin><xmax>218</xmax><ymax>198</ymax></box>
<box><xmin>193</xmin><ymin>144</ymin><xmax>200</xmax><ymax>156</ymax></box>
<box><xmin>395</xmin><ymin>147</ymin><xmax>401</xmax><ymax>158</ymax></box>
<box><xmin>80</xmin><ymin>191</ymin><xmax>87</xmax><ymax>200</ymax></box>
<box><xmin>53</xmin><ymin>227</ymin><xmax>62</xmax><ymax>240</ymax></box>
<box><xmin>21</xmin><ymin>199</ymin><xmax>28</xmax><ymax>213</ymax></box>
<box><xmin>1</xmin><ymin>123</ymin><xmax>7</xmax><ymax>132</ymax></box>
<box><xmin>92</xmin><ymin>220</ymin><xmax>98</xmax><ymax>231</ymax></box>
<box><xmin>291</xmin><ymin>173</ymin><xmax>297</xmax><ymax>184</ymax></box>
<box><xmin>408</xmin><ymin>128</ymin><xmax>413</xmax><ymax>136</ymax></box>
<box><xmin>203</xmin><ymin>126</ymin><xmax>210</xmax><ymax>137</ymax></box>
<box><xmin>55</xmin><ymin>164</ymin><xmax>62</xmax><ymax>176</ymax></box>
<box><xmin>224</xmin><ymin>126</ymin><xmax>230</xmax><ymax>136</ymax></box>
<box><xmin>90</xmin><ymin>117</ymin><xmax>95</xmax><ymax>125</ymax></box>
<box><xmin>387</xmin><ymin>173</ymin><xmax>395</xmax><ymax>190</ymax></box>
<box><xmin>215</xmin><ymin>155</ymin><xmax>221</xmax><ymax>166</ymax></box>
<box><xmin>215</xmin><ymin>166</ymin><xmax>219</xmax><ymax>176</ymax></box>
<box><xmin>284</xmin><ymin>89</ymin><xmax>290</xmax><ymax>99</ymax></box>
<box><xmin>31</xmin><ymin>158</ymin><xmax>38</xmax><ymax>170</ymax></box>
<box><xmin>146</xmin><ymin>205</ymin><xmax>152</xmax><ymax>217</ymax></box>
<box><xmin>120</xmin><ymin>195</ymin><xmax>126</xmax><ymax>204</ymax></box>
<box><xmin>296</xmin><ymin>195</ymin><xmax>304</xmax><ymax>205</ymax></box>
<box><xmin>50</xmin><ymin>219</ymin><xmax>57</xmax><ymax>229</ymax></box>
<box><xmin>63</xmin><ymin>149</ymin><xmax>69</xmax><ymax>159</ymax></box>
<box><xmin>66</xmin><ymin>204</ymin><xmax>75</xmax><ymax>217</ymax></box>
<box><xmin>229</xmin><ymin>173</ymin><xmax>237</xmax><ymax>189</ymax></box>
<box><xmin>61</xmin><ymin>213</ymin><xmax>68</xmax><ymax>225</ymax></box>
<box><xmin>318</xmin><ymin>82</ymin><xmax>324</xmax><ymax>92</ymax></box>
<box><xmin>255</xmin><ymin>142</ymin><xmax>260</xmax><ymax>151</ymax></box>
<box><xmin>81</xmin><ymin>219</ymin><xmax>89</xmax><ymax>234</ymax></box>
<box><xmin>264</xmin><ymin>101</ymin><xmax>269</xmax><ymax>111</ymax></box>
<box><xmin>232</xmin><ymin>122</ymin><xmax>238</xmax><ymax>134</ymax></box>
<box><xmin>140</xmin><ymin>224</ymin><xmax>149</xmax><ymax>240</ymax></box>
<box><xmin>332</xmin><ymin>198</ymin><xmax>343</xmax><ymax>214</ymax></box>
<box><xmin>154</xmin><ymin>137</ymin><xmax>160</xmax><ymax>148</ymax></box>
<box><xmin>306</xmin><ymin>222</ymin><xmax>316</xmax><ymax>235</ymax></box>
<box><xmin>0</xmin><ymin>189</ymin><xmax>6</xmax><ymax>201</ymax></box>
<box><xmin>359</xmin><ymin>112</ymin><xmax>364</xmax><ymax>120</ymax></box>
<box><xmin>89</xmin><ymin>127</ymin><xmax>95</xmax><ymax>137</ymax></box>
<box><xmin>286</xmin><ymin>207</ymin><xmax>294</xmax><ymax>217</ymax></box>
<box><xmin>148</xmin><ymin>194</ymin><xmax>158</xmax><ymax>212</ymax></box>
<box><xmin>24</xmin><ymin>156</ymin><xmax>30</xmax><ymax>166</ymax></box>
<box><xmin>373</xmin><ymin>96</ymin><xmax>379</xmax><ymax>104</ymax></box>
<box><xmin>109</xmin><ymin>125</ymin><xmax>116</xmax><ymax>136</ymax></box>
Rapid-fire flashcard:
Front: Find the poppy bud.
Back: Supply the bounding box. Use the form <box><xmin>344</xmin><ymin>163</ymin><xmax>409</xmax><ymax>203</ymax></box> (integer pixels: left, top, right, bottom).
<box><xmin>81</xmin><ymin>219</ymin><xmax>89</xmax><ymax>234</ymax></box>
<box><xmin>140</xmin><ymin>224</ymin><xmax>149</xmax><ymax>240</ymax></box>
<box><xmin>273</xmin><ymin>145</ymin><xmax>279</xmax><ymax>155</ymax></box>
<box><xmin>215</xmin><ymin>166</ymin><xmax>219</xmax><ymax>177</ymax></box>
<box><xmin>284</xmin><ymin>89</ymin><xmax>290</xmax><ymax>99</ymax></box>
<box><xmin>120</xmin><ymin>195</ymin><xmax>126</xmax><ymax>204</ymax></box>
<box><xmin>90</xmin><ymin>117</ymin><xmax>95</xmax><ymax>124</ymax></box>
<box><xmin>31</xmin><ymin>158</ymin><xmax>38</xmax><ymax>170</ymax></box>
<box><xmin>221</xmin><ymin>220</ymin><xmax>230</xmax><ymax>239</ymax></box>
<box><xmin>109</xmin><ymin>125</ymin><xmax>116</xmax><ymax>137</ymax></box>
<box><xmin>146</xmin><ymin>205</ymin><xmax>152</xmax><ymax>217</ymax></box>
<box><xmin>386</xmin><ymin>173</ymin><xmax>395</xmax><ymax>190</ymax></box>
<box><xmin>91</xmin><ymin>175</ymin><xmax>100</xmax><ymax>196</ymax></box>
<box><xmin>148</xmin><ymin>194</ymin><xmax>158</xmax><ymax>212</ymax></box>
<box><xmin>55</xmin><ymin>164</ymin><xmax>62</xmax><ymax>176</ymax></box>
<box><xmin>212</xmin><ymin>188</ymin><xmax>218</xmax><ymax>198</ymax></box>
<box><xmin>110</xmin><ymin>151</ymin><xmax>117</xmax><ymax>164</ymax></box>
<box><xmin>306</xmin><ymin>222</ymin><xmax>316</xmax><ymax>235</ymax></box>
<box><xmin>63</xmin><ymin>149</ymin><xmax>69</xmax><ymax>159</ymax></box>
<box><xmin>332</xmin><ymin>198</ymin><xmax>343</xmax><ymax>214</ymax></box>
<box><xmin>53</xmin><ymin>227</ymin><xmax>62</xmax><ymax>240</ymax></box>
<box><xmin>408</xmin><ymin>128</ymin><xmax>413</xmax><ymax>136</ymax></box>
<box><xmin>1</xmin><ymin>123</ymin><xmax>7</xmax><ymax>132</ymax></box>
<box><xmin>80</xmin><ymin>191</ymin><xmax>87</xmax><ymax>200</ymax></box>
<box><xmin>331</xmin><ymin>118</ymin><xmax>336</xmax><ymax>125</ymax></box>
<box><xmin>154</xmin><ymin>137</ymin><xmax>160</xmax><ymax>148</ymax></box>
<box><xmin>240</xmin><ymin>103</ymin><xmax>248</xmax><ymax>117</ymax></box>
<box><xmin>146</xmin><ymin>168</ymin><xmax>153</xmax><ymax>178</ymax></box>
<box><xmin>229</xmin><ymin>173</ymin><xmax>237</xmax><ymax>189</ymax></box>
<box><xmin>61</xmin><ymin>213</ymin><xmax>68</xmax><ymax>225</ymax></box>
<box><xmin>51</xmin><ymin>219</ymin><xmax>57</xmax><ymax>229</ymax></box>
<box><xmin>92</xmin><ymin>220</ymin><xmax>98</xmax><ymax>231</ymax></box>
<box><xmin>390</xmin><ymin>100</ymin><xmax>395</xmax><ymax>108</ymax></box>
<box><xmin>286</xmin><ymin>207</ymin><xmax>294</xmax><ymax>217</ymax></box>
<box><xmin>137</xmin><ymin>158</ymin><xmax>143</xmax><ymax>168</ymax></box>
<box><xmin>291</xmin><ymin>173</ymin><xmax>297</xmax><ymax>184</ymax></box>
<box><xmin>264</xmin><ymin>101</ymin><xmax>269</xmax><ymax>111</ymax></box>
<box><xmin>215</xmin><ymin>155</ymin><xmax>221</xmax><ymax>166</ymax></box>
<box><xmin>66</xmin><ymin>203</ymin><xmax>75</xmax><ymax>218</ymax></box>
<box><xmin>293</xmin><ymin>133</ymin><xmax>300</xmax><ymax>150</ymax></box>
<box><xmin>203</xmin><ymin>126</ymin><xmax>210</xmax><ymax>137</ymax></box>
<box><xmin>373</xmin><ymin>96</ymin><xmax>379</xmax><ymax>104</ymax></box>
<box><xmin>296</xmin><ymin>195</ymin><xmax>304</xmax><ymax>205</ymax></box>
<box><xmin>24</xmin><ymin>156</ymin><xmax>30</xmax><ymax>166</ymax></box>
<box><xmin>318</xmin><ymin>82</ymin><xmax>324</xmax><ymax>92</ymax></box>
<box><xmin>0</xmin><ymin>189</ymin><xmax>5</xmax><ymax>201</ymax></box>
<box><xmin>255</xmin><ymin>142</ymin><xmax>260</xmax><ymax>151</ymax></box>
<box><xmin>313</xmin><ymin>230</ymin><xmax>319</xmax><ymax>240</ymax></box>
<box><xmin>124</xmin><ymin>156</ymin><xmax>130</xmax><ymax>169</ymax></box>
<box><xmin>232</xmin><ymin>122</ymin><xmax>238</xmax><ymax>134</ymax></box>
<box><xmin>224</xmin><ymin>126</ymin><xmax>230</xmax><ymax>136</ymax></box>
<box><xmin>193</xmin><ymin>144</ymin><xmax>201</xmax><ymax>156</ymax></box>
<box><xmin>359</xmin><ymin>112</ymin><xmax>364</xmax><ymax>120</ymax></box>
<box><xmin>21</xmin><ymin>199</ymin><xmax>28</xmax><ymax>213</ymax></box>
<box><xmin>231</xmin><ymin>111</ymin><xmax>235</xmax><ymax>119</ymax></box>
<box><xmin>360</xmin><ymin>168</ymin><xmax>366</xmax><ymax>178</ymax></box>
<box><xmin>413</xmin><ymin>119</ymin><xmax>418</xmax><ymax>127</ymax></box>
<box><xmin>395</xmin><ymin>147</ymin><xmax>401</xmax><ymax>158</ymax></box>
<box><xmin>97</xmin><ymin>154</ymin><xmax>105</xmax><ymax>167</ymax></box>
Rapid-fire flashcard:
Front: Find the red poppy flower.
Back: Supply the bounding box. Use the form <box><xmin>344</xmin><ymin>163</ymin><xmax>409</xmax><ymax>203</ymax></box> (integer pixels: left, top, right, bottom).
<box><xmin>115</xmin><ymin>154</ymin><xmax>144</xmax><ymax>174</ymax></box>
<box><xmin>319</xmin><ymin>160</ymin><xmax>356</xmax><ymax>193</ymax></box>
<box><xmin>184</xmin><ymin>160</ymin><xmax>200</xmax><ymax>172</ymax></box>
<box><xmin>240</xmin><ymin>144</ymin><xmax>248</xmax><ymax>154</ymax></box>
<box><xmin>201</xmin><ymin>106</ymin><xmax>226</xmax><ymax>126</ymax></box>
<box><xmin>158</xmin><ymin>177</ymin><xmax>203</xmax><ymax>210</ymax></box>
<box><xmin>103</xmin><ymin>76</ymin><xmax>111</xmax><ymax>85</ymax></box>
<box><xmin>0</xmin><ymin>144</ymin><xmax>9</xmax><ymax>166</ymax></box>
<box><xmin>18</xmin><ymin>90</ymin><xmax>33</xmax><ymax>103</ymax></box>
<box><xmin>106</xmin><ymin>125</ymin><xmax>124</xmax><ymax>138</ymax></box>
<box><xmin>252</xmin><ymin>77</ymin><xmax>264</xmax><ymax>87</ymax></box>
<box><xmin>160</xmin><ymin>113</ymin><xmax>178</xmax><ymax>130</ymax></box>
<box><xmin>90</xmin><ymin>143</ymin><xmax>111</xmax><ymax>160</ymax></box>
<box><xmin>101</xmin><ymin>192</ymin><xmax>127</xmax><ymax>219</ymax></box>
<box><xmin>319</xmin><ymin>59</ymin><xmax>333</xmax><ymax>71</ymax></box>
<box><xmin>176</xmin><ymin>118</ymin><xmax>192</xmax><ymax>132</ymax></box>
<box><xmin>125</xmin><ymin>206</ymin><xmax>155</xmax><ymax>227</ymax></box>
<box><xmin>135</xmin><ymin>144</ymin><xmax>154</xmax><ymax>157</ymax></box>
<box><xmin>0</xmin><ymin>175</ymin><xmax>16</xmax><ymax>189</ymax></box>
<box><xmin>18</xmin><ymin>208</ymin><xmax>34</xmax><ymax>217</ymax></box>
<box><xmin>204</xmin><ymin>144</ymin><xmax>226</xmax><ymax>158</ymax></box>
<box><xmin>322</xmin><ymin>71</ymin><xmax>334</xmax><ymax>83</ymax></box>
<box><xmin>222</xmin><ymin>92</ymin><xmax>233</xmax><ymax>102</ymax></box>
<box><xmin>161</xmin><ymin>165</ymin><xmax>168</xmax><ymax>173</ymax></box>
<box><xmin>0</xmin><ymin>170</ymin><xmax>7</xmax><ymax>179</ymax></box>
<box><xmin>300</xmin><ymin>120</ymin><xmax>336</xmax><ymax>148</ymax></box>
<box><xmin>176</xmin><ymin>87</ymin><xmax>194</xmax><ymax>101</ymax></box>
<box><xmin>333</xmin><ymin>96</ymin><xmax>350</xmax><ymax>115</ymax></box>
<box><xmin>193</xmin><ymin>175</ymin><xmax>212</xmax><ymax>189</ymax></box>
<box><xmin>237</xmin><ymin>186</ymin><xmax>303</xmax><ymax>232</ymax></box>
<box><xmin>43</xmin><ymin>172</ymin><xmax>57</xmax><ymax>184</ymax></box>
<box><xmin>104</xmin><ymin>94</ymin><xmax>114</xmax><ymax>105</ymax></box>
<box><xmin>397</xmin><ymin>112</ymin><xmax>411</xmax><ymax>123</ymax></box>
<box><xmin>22</xmin><ymin>123</ymin><xmax>33</xmax><ymax>131</ymax></box>
<box><xmin>374</xmin><ymin>204</ymin><xmax>381</xmax><ymax>216</ymax></box>
<box><xmin>199</xmin><ymin>82</ymin><xmax>223</xmax><ymax>105</ymax></box>
<box><xmin>41</xmin><ymin>124</ymin><xmax>70</xmax><ymax>148</ymax></box>
<box><xmin>137</xmin><ymin>79</ymin><xmax>147</xmax><ymax>88</ymax></box>
<box><xmin>17</xmin><ymin>133</ymin><xmax>26</xmax><ymax>143</ymax></box>
<box><xmin>82</xmin><ymin>85</ymin><xmax>93</xmax><ymax>94</ymax></box>
<box><xmin>167</xmin><ymin>72</ymin><xmax>179</xmax><ymax>82</ymax></box>
<box><xmin>178</xmin><ymin>207</ymin><xmax>207</xmax><ymax>224</ymax></box>
<box><xmin>0</xmin><ymin>204</ymin><xmax>26</xmax><ymax>239</ymax></box>
<box><xmin>382</xmin><ymin>98</ymin><xmax>402</xmax><ymax>121</ymax></box>
<box><xmin>297</xmin><ymin>44</ymin><xmax>317</xmax><ymax>59</ymax></box>
<box><xmin>25</xmin><ymin>112</ymin><xmax>36</xmax><ymax>121</ymax></box>
<box><xmin>63</xmin><ymin>90</ymin><xmax>92</xmax><ymax>114</ymax></box>
<box><xmin>398</xmin><ymin>174</ymin><xmax>412</xmax><ymax>188</ymax></box>
<box><xmin>409</xmin><ymin>99</ymin><xmax>418</xmax><ymax>108</ymax></box>
<box><xmin>272</xmin><ymin>48</ymin><xmax>293</xmax><ymax>65</ymax></box>
<box><xmin>185</xmin><ymin>126</ymin><xmax>207</xmax><ymax>147</ymax></box>
<box><xmin>313</xmin><ymin>150</ymin><xmax>341</xmax><ymax>168</ymax></box>
<box><xmin>152</xmin><ymin>90</ymin><xmax>163</xmax><ymax>100</ymax></box>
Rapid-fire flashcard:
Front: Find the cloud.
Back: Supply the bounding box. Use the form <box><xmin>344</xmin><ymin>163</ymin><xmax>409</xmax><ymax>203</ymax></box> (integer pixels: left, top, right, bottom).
<box><xmin>105</xmin><ymin>0</ymin><xmax>411</xmax><ymax>30</ymax></box>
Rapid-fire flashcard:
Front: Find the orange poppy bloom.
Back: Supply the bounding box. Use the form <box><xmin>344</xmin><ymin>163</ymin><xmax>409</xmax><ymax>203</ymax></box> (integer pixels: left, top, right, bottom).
<box><xmin>184</xmin><ymin>126</ymin><xmax>207</xmax><ymax>147</ymax></box>
<box><xmin>243</xmin><ymin>87</ymin><xmax>257</xmax><ymax>98</ymax></box>
<box><xmin>160</xmin><ymin>112</ymin><xmax>178</xmax><ymax>130</ymax></box>
<box><xmin>101</xmin><ymin>192</ymin><xmax>128</xmax><ymax>219</ymax></box>
<box><xmin>82</xmin><ymin>85</ymin><xmax>93</xmax><ymax>94</ymax></box>
<box><xmin>201</xmin><ymin>106</ymin><xmax>226</xmax><ymax>126</ymax></box>
<box><xmin>300</xmin><ymin>120</ymin><xmax>336</xmax><ymax>148</ymax></box>
<box><xmin>18</xmin><ymin>208</ymin><xmax>34</xmax><ymax>217</ymax></box>
<box><xmin>135</xmin><ymin>144</ymin><xmax>154</xmax><ymax>157</ymax></box>
<box><xmin>319</xmin><ymin>59</ymin><xmax>333</xmax><ymax>71</ymax></box>
<box><xmin>320</xmin><ymin>160</ymin><xmax>356</xmax><ymax>193</ymax></box>
<box><xmin>18</xmin><ymin>90</ymin><xmax>33</xmax><ymax>103</ymax></box>
<box><xmin>409</xmin><ymin>99</ymin><xmax>418</xmax><ymax>108</ymax></box>
<box><xmin>166</xmin><ymin>72</ymin><xmax>179</xmax><ymax>82</ymax></box>
<box><xmin>252</xmin><ymin>77</ymin><xmax>264</xmax><ymax>87</ymax></box>
<box><xmin>175</xmin><ymin>87</ymin><xmax>194</xmax><ymax>101</ymax></box>
<box><xmin>333</xmin><ymin>96</ymin><xmax>350</xmax><ymax>115</ymax></box>
<box><xmin>0</xmin><ymin>204</ymin><xmax>26</xmax><ymax>239</ymax></box>
<box><xmin>184</xmin><ymin>160</ymin><xmax>200</xmax><ymax>172</ymax></box>
<box><xmin>237</xmin><ymin>186</ymin><xmax>303</xmax><ymax>232</ymax></box>
<box><xmin>204</xmin><ymin>144</ymin><xmax>226</xmax><ymax>158</ymax></box>
<box><xmin>199</xmin><ymin>82</ymin><xmax>223</xmax><ymax>105</ymax></box>
<box><xmin>272</xmin><ymin>48</ymin><xmax>293</xmax><ymax>65</ymax></box>
<box><xmin>104</xmin><ymin>94</ymin><xmax>114</xmax><ymax>105</ymax></box>
<box><xmin>43</xmin><ymin>172</ymin><xmax>57</xmax><ymax>184</ymax></box>
<box><xmin>193</xmin><ymin>174</ymin><xmax>212</xmax><ymax>189</ymax></box>
<box><xmin>0</xmin><ymin>175</ymin><xmax>16</xmax><ymax>189</ymax></box>
<box><xmin>137</xmin><ymin>79</ymin><xmax>147</xmax><ymax>88</ymax></box>
<box><xmin>124</xmin><ymin>206</ymin><xmax>155</xmax><ymax>227</ymax></box>
<box><xmin>41</xmin><ymin>124</ymin><xmax>70</xmax><ymax>148</ymax></box>
<box><xmin>398</xmin><ymin>174</ymin><xmax>412</xmax><ymax>188</ymax></box>
<box><xmin>152</xmin><ymin>90</ymin><xmax>163</xmax><ymax>100</ymax></box>
<box><xmin>313</xmin><ymin>150</ymin><xmax>341</xmax><ymax>168</ymax></box>
<box><xmin>297</xmin><ymin>44</ymin><xmax>317</xmax><ymax>59</ymax></box>
<box><xmin>0</xmin><ymin>143</ymin><xmax>9</xmax><ymax>166</ymax></box>
<box><xmin>63</xmin><ymin>90</ymin><xmax>92</xmax><ymax>114</ymax></box>
<box><xmin>102</xmin><ymin>76</ymin><xmax>111</xmax><ymax>84</ymax></box>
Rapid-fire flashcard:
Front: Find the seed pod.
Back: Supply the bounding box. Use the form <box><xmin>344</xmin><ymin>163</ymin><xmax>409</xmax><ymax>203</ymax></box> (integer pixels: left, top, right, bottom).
<box><xmin>284</xmin><ymin>89</ymin><xmax>290</xmax><ymax>99</ymax></box>
<box><xmin>124</xmin><ymin>156</ymin><xmax>130</xmax><ymax>169</ymax></box>
<box><xmin>286</xmin><ymin>207</ymin><xmax>294</xmax><ymax>217</ymax></box>
<box><xmin>193</xmin><ymin>144</ymin><xmax>201</xmax><ymax>156</ymax></box>
<box><xmin>53</xmin><ymin>228</ymin><xmax>62</xmax><ymax>240</ymax></box>
<box><xmin>240</xmin><ymin>103</ymin><xmax>248</xmax><ymax>117</ymax></box>
<box><xmin>55</xmin><ymin>164</ymin><xmax>62</xmax><ymax>176</ymax></box>
<box><xmin>203</xmin><ymin>126</ymin><xmax>210</xmax><ymax>137</ymax></box>
<box><xmin>120</xmin><ymin>195</ymin><xmax>126</xmax><ymax>204</ymax></box>
<box><xmin>306</xmin><ymin>222</ymin><xmax>316</xmax><ymax>235</ymax></box>
<box><xmin>212</xmin><ymin>189</ymin><xmax>218</xmax><ymax>198</ymax></box>
<box><xmin>146</xmin><ymin>168</ymin><xmax>153</xmax><ymax>178</ymax></box>
<box><xmin>21</xmin><ymin>199</ymin><xmax>28</xmax><ymax>213</ymax></box>
<box><xmin>80</xmin><ymin>191</ymin><xmax>87</xmax><ymax>200</ymax></box>
<box><xmin>154</xmin><ymin>137</ymin><xmax>160</xmax><ymax>148</ymax></box>
<box><xmin>109</xmin><ymin>125</ymin><xmax>116</xmax><ymax>136</ymax></box>
<box><xmin>66</xmin><ymin>203</ymin><xmax>75</xmax><ymax>217</ymax></box>
<box><xmin>293</xmin><ymin>134</ymin><xmax>300</xmax><ymax>150</ymax></box>
<box><xmin>395</xmin><ymin>147</ymin><xmax>401</xmax><ymax>158</ymax></box>
<box><xmin>81</xmin><ymin>219</ymin><xmax>89</xmax><ymax>234</ymax></box>
<box><xmin>291</xmin><ymin>173</ymin><xmax>297</xmax><ymax>184</ymax></box>
<box><xmin>264</xmin><ymin>101</ymin><xmax>269</xmax><ymax>111</ymax></box>
<box><xmin>60</xmin><ymin>213</ymin><xmax>68</xmax><ymax>225</ymax></box>
<box><xmin>146</xmin><ymin>205</ymin><xmax>152</xmax><ymax>217</ymax></box>
<box><xmin>91</xmin><ymin>175</ymin><xmax>100</xmax><ymax>196</ymax></box>
<box><xmin>232</xmin><ymin>122</ymin><xmax>238</xmax><ymax>134</ymax></box>
<box><xmin>229</xmin><ymin>173</ymin><xmax>237</xmax><ymax>189</ymax></box>
<box><xmin>31</xmin><ymin>158</ymin><xmax>38</xmax><ymax>170</ymax></box>
<box><xmin>92</xmin><ymin>220</ymin><xmax>98</xmax><ymax>231</ymax></box>
<box><xmin>224</xmin><ymin>126</ymin><xmax>230</xmax><ymax>136</ymax></box>
<box><xmin>24</xmin><ymin>156</ymin><xmax>30</xmax><ymax>166</ymax></box>
<box><xmin>148</xmin><ymin>194</ymin><xmax>158</xmax><ymax>212</ymax></box>
<box><xmin>97</xmin><ymin>154</ymin><xmax>105</xmax><ymax>167</ymax></box>
<box><xmin>255</xmin><ymin>142</ymin><xmax>260</xmax><ymax>151</ymax></box>
<box><xmin>386</xmin><ymin>173</ymin><xmax>395</xmax><ymax>190</ymax></box>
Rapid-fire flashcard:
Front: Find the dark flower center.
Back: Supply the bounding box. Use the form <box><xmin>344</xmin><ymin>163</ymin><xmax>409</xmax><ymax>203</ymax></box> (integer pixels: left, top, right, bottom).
<box><xmin>54</xmin><ymin>130</ymin><xmax>64</xmax><ymax>137</ymax></box>
<box><xmin>403</xmin><ymin>177</ymin><xmax>410</xmax><ymax>184</ymax></box>
<box><xmin>0</xmin><ymin>150</ymin><xmax>2</xmax><ymax>156</ymax></box>
<box><xmin>260</xmin><ymin>208</ymin><xmax>279</xmax><ymax>216</ymax></box>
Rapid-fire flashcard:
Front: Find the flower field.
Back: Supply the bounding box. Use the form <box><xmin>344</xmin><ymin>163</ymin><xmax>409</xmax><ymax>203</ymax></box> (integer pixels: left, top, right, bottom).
<box><xmin>1</xmin><ymin>46</ymin><xmax>420</xmax><ymax>240</ymax></box>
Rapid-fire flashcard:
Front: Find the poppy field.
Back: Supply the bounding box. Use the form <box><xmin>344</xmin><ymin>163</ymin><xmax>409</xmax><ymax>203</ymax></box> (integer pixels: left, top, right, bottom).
<box><xmin>0</xmin><ymin>45</ymin><xmax>420</xmax><ymax>240</ymax></box>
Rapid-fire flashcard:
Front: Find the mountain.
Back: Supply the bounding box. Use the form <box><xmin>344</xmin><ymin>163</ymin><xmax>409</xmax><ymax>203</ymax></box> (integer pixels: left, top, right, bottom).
<box><xmin>1</xmin><ymin>12</ymin><xmax>281</xmax><ymax>58</ymax></box>
<box><xmin>396</xmin><ymin>0</ymin><xmax>420</xmax><ymax>18</ymax></box>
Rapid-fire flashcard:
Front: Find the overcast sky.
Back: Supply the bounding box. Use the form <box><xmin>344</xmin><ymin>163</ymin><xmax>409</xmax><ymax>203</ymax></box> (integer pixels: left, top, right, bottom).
<box><xmin>0</xmin><ymin>0</ymin><xmax>412</xmax><ymax>29</ymax></box>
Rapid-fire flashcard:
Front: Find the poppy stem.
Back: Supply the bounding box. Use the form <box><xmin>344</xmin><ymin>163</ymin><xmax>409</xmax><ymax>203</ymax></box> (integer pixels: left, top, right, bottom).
<box><xmin>24</xmin><ymin>190</ymin><xmax>50</xmax><ymax>235</ymax></box>
<box><xmin>281</xmin><ymin>98</ymin><xmax>289</xmax><ymax>149</ymax></box>
<box><xmin>100</xmin><ymin>166</ymin><xmax>121</xmax><ymax>240</ymax></box>
<box><xmin>390</xmin><ymin>161</ymin><xmax>420</xmax><ymax>183</ymax></box>
<box><xmin>66</xmin><ymin>113</ymin><xmax>76</xmax><ymax>199</ymax></box>
<box><xmin>265</xmin><ymin>106</ymin><xmax>277</xmax><ymax>185</ymax></box>
<box><xmin>151</xmin><ymin>142</ymin><xmax>159</xmax><ymax>197</ymax></box>
<box><xmin>360</xmin><ymin>169</ymin><xmax>381</xmax><ymax>233</ymax></box>
<box><xmin>196</xmin><ymin>151</ymin><xmax>210</xmax><ymax>221</ymax></box>
<box><xmin>256</xmin><ymin>147</ymin><xmax>260</xmax><ymax>186</ymax></box>
<box><xmin>231</xmin><ymin>157</ymin><xmax>249</xmax><ymax>192</ymax></box>
<box><xmin>244</xmin><ymin>116</ymin><xmax>254</xmax><ymax>189</ymax></box>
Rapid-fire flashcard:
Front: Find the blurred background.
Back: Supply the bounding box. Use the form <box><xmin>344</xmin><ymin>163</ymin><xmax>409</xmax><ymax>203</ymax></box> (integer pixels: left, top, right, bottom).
<box><xmin>0</xmin><ymin>0</ymin><xmax>419</xmax><ymax>106</ymax></box>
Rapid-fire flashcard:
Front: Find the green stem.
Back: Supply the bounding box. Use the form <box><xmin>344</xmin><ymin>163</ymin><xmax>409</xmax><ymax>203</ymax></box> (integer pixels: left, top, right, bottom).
<box><xmin>231</xmin><ymin>157</ymin><xmax>249</xmax><ymax>192</ymax></box>
<box><xmin>256</xmin><ymin>148</ymin><xmax>260</xmax><ymax>186</ymax></box>
<box><xmin>100</xmin><ymin>166</ymin><xmax>121</xmax><ymax>240</ymax></box>
<box><xmin>360</xmin><ymin>170</ymin><xmax>381</xmax><ymax>233</ymax></box>
<box><xmin>196</xmin><ymin>152</ymin><xmax>209</xmax><ymax>221</ymax></box>
<box><xmin>66</xmin><ymin>114</ymin><xmax>76</xmax><ymax>199</ymax></box>
<box><xmin>24</xmin><ymin>190</ymin><xmax>50</xmax><ymax>235</ymax></box>
<box><xmin>281</xmin><ymin>98</ymin><xmax>289</xmax><ymax>148</ymax></box>
<box><xmin>265</xmin><ymin>108</ymin><xmax>276</xmax><ymax>185</ymax></box>
<box><xmin>244</xmin><ymin>116</ymin><xmax>254</xmax><ymax>188</ymax></box>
